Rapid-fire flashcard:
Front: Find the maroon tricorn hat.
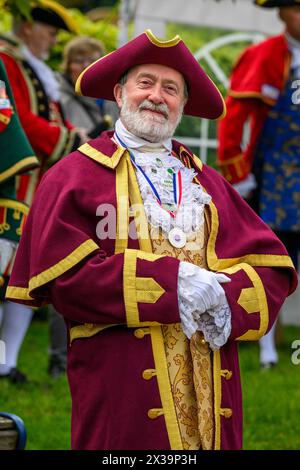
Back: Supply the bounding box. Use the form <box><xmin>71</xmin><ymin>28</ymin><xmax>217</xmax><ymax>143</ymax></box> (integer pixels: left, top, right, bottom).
<box><xmin>75</xmin><ymin>29</ymin><xmax>226</xmax><ymax>120</ymax></box>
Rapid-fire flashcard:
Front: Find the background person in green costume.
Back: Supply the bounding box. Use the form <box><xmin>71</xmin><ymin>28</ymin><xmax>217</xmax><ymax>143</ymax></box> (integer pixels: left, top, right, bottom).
<box><xmin>0</xmin><ymin>59</ymin><xmax>39</xmax><ymax>383</ymax></box>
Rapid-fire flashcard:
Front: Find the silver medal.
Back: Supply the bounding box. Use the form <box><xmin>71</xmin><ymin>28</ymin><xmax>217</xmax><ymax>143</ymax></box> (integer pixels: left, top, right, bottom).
<box><xmin>168</xmin><ymin>227</ymin><xmax>186</xmax><ymax>248</ymax></box>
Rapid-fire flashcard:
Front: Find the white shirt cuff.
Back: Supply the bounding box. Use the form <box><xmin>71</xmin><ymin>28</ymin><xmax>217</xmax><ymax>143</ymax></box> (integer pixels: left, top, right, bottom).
<box><xmin>232</xmin><ymin>173</ymin><xmax>257</xmax><ymax>198</ymax></box>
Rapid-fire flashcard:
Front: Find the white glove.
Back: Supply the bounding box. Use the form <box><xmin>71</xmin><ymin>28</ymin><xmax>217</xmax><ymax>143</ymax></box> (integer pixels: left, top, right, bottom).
<box><xmin>178</xmin><ymin>261</ymin><xmax>230</xmax><ymax>313</ymax></box>
<box><xmin>232</xmin><ymin>173</ymin><xmax>257</xmax><ymax>199</ymax></box>
<box><xmin>178</xmin><ymin>261</ymin><xmax>231</xmax><ymax>347</ymax></box>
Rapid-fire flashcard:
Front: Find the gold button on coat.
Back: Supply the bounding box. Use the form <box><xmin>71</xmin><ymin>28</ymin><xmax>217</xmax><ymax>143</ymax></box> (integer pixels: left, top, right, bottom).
<box><xmin>220</xmin><ymin>408</ymin><xmax>233</xmax><ymax>418</ymax></box>
<box><xmin>142</xmin><ymin>369</ymin><xmax>156</xmax><ymax>380</ymax></box>
<box><xmin>134</xmin><ymin>328</ymin><xmax>145</xmax><ymax>339</ymax></box>
<box><xmin>147</xmin><ymin>408</ymin><xmax>164</xmax><ymax>419</ymax></box>
<box><xmin>134</xmin><ymin>328</ymin><xmax>150</xmax><ymax>339</ymax></box>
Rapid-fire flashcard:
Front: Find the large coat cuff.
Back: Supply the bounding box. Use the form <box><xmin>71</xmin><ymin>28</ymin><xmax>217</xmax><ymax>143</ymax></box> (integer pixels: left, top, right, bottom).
<box><xmin>220</xmin><ymin>263</ymin><xmax>290</xmax><ymax>341</ymax></box>
<box><xmin>218</xmin><ymin>153</ymin><xmax>250</xmax><ymax>184</ymax></box>
<box><xmin>124</xmin><ymin>249</ymin><xmax>181</xmax><ymax>327</ymax></box>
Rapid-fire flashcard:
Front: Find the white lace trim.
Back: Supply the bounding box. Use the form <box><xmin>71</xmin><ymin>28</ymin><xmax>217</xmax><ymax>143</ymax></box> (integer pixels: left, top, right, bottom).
<box><xmin>133</xmin><ymin>150</ymin><xmax>211</xmax><ymax>236</ymax></box>
<box><xmin>178</xmin><ymin>261</ymin><xmax>231</xmax><ymax>350</ymax></box>
<box><xmin>194</xmin><ymin>304</ymin><xmax>231</xmax><ymax>350</ymax></box>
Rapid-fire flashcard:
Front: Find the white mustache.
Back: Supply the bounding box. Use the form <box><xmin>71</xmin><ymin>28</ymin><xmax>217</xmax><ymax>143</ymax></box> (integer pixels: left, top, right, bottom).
<box><xmin>138</xmin><ymin>100</ymin><xmax>169</xmax><ymax>119</ymax></box>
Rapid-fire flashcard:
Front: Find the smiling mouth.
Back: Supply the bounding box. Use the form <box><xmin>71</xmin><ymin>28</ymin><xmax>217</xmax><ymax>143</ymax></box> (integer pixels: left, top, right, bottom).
<box><xmin>140</xmin><ymin>108</ymin><xmax>168</xmax><ymax>119</ymax></box>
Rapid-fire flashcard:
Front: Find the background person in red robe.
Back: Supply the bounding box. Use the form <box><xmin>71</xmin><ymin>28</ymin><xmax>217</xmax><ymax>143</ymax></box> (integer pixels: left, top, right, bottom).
<box><xmin>0</xmin><ymin>0</ymin><xmax>87</xmax><ymax>198</ymax></box>
<box><xmin>217</xmin><ymin>0</ymin><xmax>300</xmax><ymax>369</ymax></box>
<box><xmin>0</xmin><ymin>0</ymin><xmax>91</xmax><ymax>380</ymax></box>
<box><xmin>6</xmin><ymin>30</ymin><xmax>297</xmax><ymax>450</ymax></box>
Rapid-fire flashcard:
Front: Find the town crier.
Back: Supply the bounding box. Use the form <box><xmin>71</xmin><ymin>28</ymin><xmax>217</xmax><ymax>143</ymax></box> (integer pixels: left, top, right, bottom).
<box><xmin>6</xmin><ymin>29</ymin><xmax>297</xmax><ymax>450</ymax></box>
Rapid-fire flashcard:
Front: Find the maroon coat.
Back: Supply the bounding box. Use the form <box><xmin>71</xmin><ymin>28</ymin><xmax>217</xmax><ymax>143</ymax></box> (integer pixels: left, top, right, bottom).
<box><xmin>6</xmin><ymin>131</ymin><xmax>297</xmax><ymax>450</ymax></box>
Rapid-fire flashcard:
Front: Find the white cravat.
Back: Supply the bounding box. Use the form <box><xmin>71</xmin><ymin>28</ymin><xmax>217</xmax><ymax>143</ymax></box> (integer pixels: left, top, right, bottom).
<box><xmin>115</xmin><ymin>118</ymin><xmax>172</xmax><ymax>153</ymax></box>
<box><xmin>21</xmin><ymin>45</ymin><xmax>60</xmax><ymax>101</ymax></box>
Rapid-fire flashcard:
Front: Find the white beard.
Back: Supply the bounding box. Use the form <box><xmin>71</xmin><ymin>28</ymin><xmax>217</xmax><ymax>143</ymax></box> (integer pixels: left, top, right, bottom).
<box><xmin>120</xmin><ymin>91</ymin><xmax>184</xmax><ymax>143</ymax></box>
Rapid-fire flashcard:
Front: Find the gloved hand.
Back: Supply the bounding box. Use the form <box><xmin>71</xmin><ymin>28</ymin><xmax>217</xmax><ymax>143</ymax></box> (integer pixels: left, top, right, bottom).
<box><xmin>178</xmin><ymin>261</ymin><xmax>230</xmax><ymax>314</ymax></box>
<box><xmin>232</xmin><ymin>173</ymin><xmax>257</xmax><ymax>199</ymax></box>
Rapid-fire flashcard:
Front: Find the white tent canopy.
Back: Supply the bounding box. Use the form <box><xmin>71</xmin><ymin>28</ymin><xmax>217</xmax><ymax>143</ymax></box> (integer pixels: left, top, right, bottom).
<box><xmin>133</xmin><ymin>0</ymin><xmax>283</xmax><ymax>38</ymax></box>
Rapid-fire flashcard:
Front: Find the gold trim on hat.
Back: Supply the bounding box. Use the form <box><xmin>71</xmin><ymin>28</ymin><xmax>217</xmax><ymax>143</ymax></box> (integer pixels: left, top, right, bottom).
<box><xmin>75</xmin><ymin>51</ymin><xmax>113</xmax><ymax>96</ymax></box>
<box><xmin>39</xmin><ymin>0</ymin><xmax>79</xmax><ymax>33</ymax></box>
<box><xmin>145</xmin><ymin>29</ymin><xmax>181</xmax><ymax>48</ymax></box>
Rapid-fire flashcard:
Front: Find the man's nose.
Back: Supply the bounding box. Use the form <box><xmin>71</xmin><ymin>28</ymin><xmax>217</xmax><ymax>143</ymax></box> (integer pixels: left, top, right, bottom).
<box><xmin>148</xmin><ymin>85</ymin><xmax>164</xmax><ymax>104</ymax></box>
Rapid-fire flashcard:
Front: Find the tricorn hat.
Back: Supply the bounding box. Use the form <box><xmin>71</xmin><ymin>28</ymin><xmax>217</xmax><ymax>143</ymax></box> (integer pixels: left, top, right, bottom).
<box><xmin>75</xmin><ymin>29</ymin><xmax>226</xmax><ymax>120</ymax></box>
<box><xmin>31</xmin><ymin>0</ymin><xmax>78</xmax><ymax>33</ymax></box>
<box><xmin>254</xmin><ymin>0</ymin><xmax>300</xmax><ymax>7</ymax></box>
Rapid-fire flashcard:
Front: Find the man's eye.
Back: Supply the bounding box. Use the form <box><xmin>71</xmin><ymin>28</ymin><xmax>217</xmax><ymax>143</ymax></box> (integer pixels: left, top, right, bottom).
<box><xmin>165</xmin><ymin>86</ymin><xmax>177</xmax><ymax>94</ymax></box>
<box><xmin>139</xmin><ymin>80</ymin><xmax>151</xmax><ymax>86</ymax></box>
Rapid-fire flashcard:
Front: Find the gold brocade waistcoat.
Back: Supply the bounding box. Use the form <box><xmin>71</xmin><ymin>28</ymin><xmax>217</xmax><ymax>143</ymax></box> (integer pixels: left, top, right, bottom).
<box><xmin>150</xmin><ymin>213</ymin><xmax>213</xmax><ymax>450</ymax></box>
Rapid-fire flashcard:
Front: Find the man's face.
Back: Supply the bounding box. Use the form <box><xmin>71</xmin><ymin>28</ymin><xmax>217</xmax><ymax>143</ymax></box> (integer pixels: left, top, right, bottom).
<box><xmin>23</xmin><ymin>22</ymin><xmax>58</xmax><ymax>60</ymax></box>
<box><xmin>113</xmin><ymin>63</ymin><xmax>187</xmax><ymax>142</ymax></box>
<box><xmin>69</xmin><ymin>52</ymin><xmax>101</xmax><ymax>85</ymax></box>
<box><xmin>279</xmin><ymin>6</ymin><xmax>300</xmax><ymax>41</ymax></box>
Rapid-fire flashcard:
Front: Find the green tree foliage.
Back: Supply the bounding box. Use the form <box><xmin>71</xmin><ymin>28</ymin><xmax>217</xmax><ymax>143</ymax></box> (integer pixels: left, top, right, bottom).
<box><xmin>0</xmin><ymin>0</ymin><xmax>43</xmax><ymax>20</ymax></box>
<box><xmin>0</xmin><ymin>7</ymin><xmax>118</xmax><ymax>70</ymax></box>
<box><xmin>0</xmin><ymin>9</ymin><xmax>12</xmax><ymax>31</ymax></box>
<box><xmin>50</xmin><ymin>8</ymin><xmax>118</xmax><ymax>70</ymax></box>
<box><xmin>60</xmin><ymin>0</ymin><xmax>118</xmax><ymax>8</ymax></box>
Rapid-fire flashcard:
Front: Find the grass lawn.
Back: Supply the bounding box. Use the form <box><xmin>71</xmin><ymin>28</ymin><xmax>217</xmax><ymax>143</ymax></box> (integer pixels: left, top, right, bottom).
<box><xmin>240</xmin><ymin>325</ymin><xmax>300</xmax><ymax>450</ymax></box>
<box><xmin>1</xmin><ymin>318</ymin><xmax>300</xmax><ymax>450</ymax></box>
<box><xmin>0</xmin><ymin>317</ymin><xmax>71</xmax><ymax>450</ymax></box>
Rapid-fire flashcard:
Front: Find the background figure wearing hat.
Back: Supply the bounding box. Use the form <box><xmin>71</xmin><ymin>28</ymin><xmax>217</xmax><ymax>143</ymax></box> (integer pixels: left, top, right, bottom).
<box><xmin>6</xmin><ymin>30</ymin><xmax>297</xmax><ymax>449</ymax></box>
<box><xmin>0</xmin><ymin>59</ymin><xmax>39</xmax><ymax>383</ymax></box>
<box><xmin>59</xmin><ymin>36</ymin><xmax>119</xmax><ymax>138</ymax></box>
<box><xmin>217</xmin><ymin>0</ymin><xmax>300</xmax><ymax>369</ymax></box>
<box><xmin>0</xmin><ymin>0</ymin><xmax>89</xmax><ymax>380</ymax></box>
<box><xmin>0</xmin><ymin>0</ymin><xmax>89</xmax><ymax>201</ymax></box>
<box><xmin>46</xmin><ymin>36</ymin><xmax>119</xmax><ymax>379</ymax></box>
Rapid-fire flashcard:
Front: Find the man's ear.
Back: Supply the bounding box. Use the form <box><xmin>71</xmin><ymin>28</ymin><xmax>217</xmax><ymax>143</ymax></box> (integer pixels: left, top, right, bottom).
<box><xmin>113</xmin><ymin>83</ymin><xmax>123</xmax><ymax>108</ymax></box>
<box><xmin>21</xmin><ymin>21</ymin><xmax>33</xmax><ymax>39</ymax></box>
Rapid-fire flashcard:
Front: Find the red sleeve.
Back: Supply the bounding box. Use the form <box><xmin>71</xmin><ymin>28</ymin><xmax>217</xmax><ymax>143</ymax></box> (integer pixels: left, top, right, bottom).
<box><xmin>0</xmin><ymin>53</ymin><xmax>78</xmax><ymax>162</ymax></box>
<box><xmin>49</xmin><ymin>248</ymin><xmax>181</xmax><ymax>327</ymax></box>
<box><xmin>217</xmin><ymin>96</ymin><xmax>266</xmax><ymax>184</ymax></box>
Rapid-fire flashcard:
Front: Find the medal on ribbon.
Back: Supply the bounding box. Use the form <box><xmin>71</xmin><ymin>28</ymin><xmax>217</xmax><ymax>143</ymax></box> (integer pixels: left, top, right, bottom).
<box><xmin>115</xmin><ymin>132</ymin><xmax>187</xmax><ymax>247</ymax></box>
<box><xmin>168</xmin><ymin>227</ymin><xmax>187</xmax><ymax>248</ymax></box>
